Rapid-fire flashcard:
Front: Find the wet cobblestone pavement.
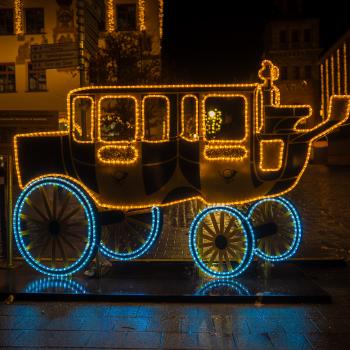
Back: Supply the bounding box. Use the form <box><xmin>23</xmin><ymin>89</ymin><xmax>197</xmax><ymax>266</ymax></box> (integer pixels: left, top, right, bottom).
<box><xmin>1</xmin><ymin>164</ymin><xmax>350</xmax><ymax>349</ymax></box>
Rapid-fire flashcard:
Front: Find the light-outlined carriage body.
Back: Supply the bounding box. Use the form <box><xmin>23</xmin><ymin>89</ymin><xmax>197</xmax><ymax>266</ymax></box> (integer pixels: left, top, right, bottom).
<box><xmin>13</xmin><ymin>61</ymin><xmax>350</xmax><ymax>278</ymax></box>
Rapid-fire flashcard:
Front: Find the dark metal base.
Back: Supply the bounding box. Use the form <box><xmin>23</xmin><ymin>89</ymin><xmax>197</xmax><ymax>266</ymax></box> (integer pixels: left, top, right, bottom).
<box><xmin>0</xmin><ymin>261</ymin><xmax>331</xmax><ymax>303</ymax></box>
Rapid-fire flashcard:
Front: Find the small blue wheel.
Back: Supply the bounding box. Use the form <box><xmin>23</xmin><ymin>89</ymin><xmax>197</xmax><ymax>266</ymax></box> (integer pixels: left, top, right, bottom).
<box><xmin>247</xmin><ymin>197</ymin><xmax>302</xmax><ymax>261</ymax></box>
<box><xmin>189</xmin><ymin>206</ymin><xmax>255</xmax><ymax>278</ymax></box>
<box><xmin>99</xmin><ymin>207</ymin><xmax>162</xmax><ymax>260</ymax></box>
<box><xmin>13</xmin><ymin>177</ymin><xmax>99</xmax><ymax>276</ymax></box>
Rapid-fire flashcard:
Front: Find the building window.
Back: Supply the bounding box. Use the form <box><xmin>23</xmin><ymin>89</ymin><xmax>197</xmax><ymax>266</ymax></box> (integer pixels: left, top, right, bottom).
<box><xmin>0</xmin><ymin>63</ymin><xmax>15</xmax><ymax>93</ymax></box>
<box><xmin>25</xmin><ymin>8</ymin><xmax>44</xmax><ymax>34</ymax></box>
<box><xmin>28</xmin><ymin>64</ymin><xmax>47</xmax><ymax>91</ymax></box>
<box><xmin>304</xmin><ymin>65</ymin><xmax>312</xmax><ymax>79</ymax></box>
<box><xmin>291</xmin><ymin>30</ymin><xmax>300</xmax><ymax>44</ymax></box>
<box><xmin>279</xmin><ymin>30</ymin><xmax>287</xmax><ymax>48</ymax></box>
<box><xmin>116</xmin><ymin>4</ymin><xmax>136</xmax><ymax>31</ymax></box>
<box><xmin>292</xmin><ymin>66</ymin><xmax>300</xmax><ymax>80</ymax></box>
<box><xmin>0</xmin><ymin>9</ymin><xmax>14</xmax><ymax>35</ymax></box>
<box><xmin>281</xmin><ymin>66</ymin><xmax>288</xmax><ymax>80</ymax></box>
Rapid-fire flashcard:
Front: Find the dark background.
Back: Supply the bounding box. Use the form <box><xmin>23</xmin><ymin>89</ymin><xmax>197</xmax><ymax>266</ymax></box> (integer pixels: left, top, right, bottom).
<box><xmin>162</xmin><ymin>0</ymin><xmax>350</xmax><ymax>82</ymax></box>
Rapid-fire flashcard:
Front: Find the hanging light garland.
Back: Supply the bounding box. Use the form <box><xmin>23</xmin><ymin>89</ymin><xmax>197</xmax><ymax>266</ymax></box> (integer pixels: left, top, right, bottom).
<box><xmin>205</xmin><ymin>109</ymin><xmax>222</xmax><ymax>136</ymax></box>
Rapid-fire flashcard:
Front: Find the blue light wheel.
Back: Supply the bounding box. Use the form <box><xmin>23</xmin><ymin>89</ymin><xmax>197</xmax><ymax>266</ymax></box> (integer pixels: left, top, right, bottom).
<box><xmin>13</xmin><ymin>177</ymin><xmax>99</xmax><ymax>276</ymax></box>
<box><xmin>99</xmin><ymin>207</ymin><xmax>162</xmax><ymax>260</ymax></box>
<box><xmin>189</xmin><ymin>206</ymin><xmax>255</xmax><ymax>278</ymax></box>
<box><xmin>247</xmin><ymin>197</ymin><xmax>302</xmax><ymax>261</ymax></box>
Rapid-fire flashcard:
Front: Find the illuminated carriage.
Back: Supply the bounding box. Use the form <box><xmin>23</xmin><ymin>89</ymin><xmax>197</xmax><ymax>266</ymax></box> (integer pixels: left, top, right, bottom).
<box><xmin>13</xmin><ymin>61</ymin><xmax>350</xmax><ymax>278</ymax></box>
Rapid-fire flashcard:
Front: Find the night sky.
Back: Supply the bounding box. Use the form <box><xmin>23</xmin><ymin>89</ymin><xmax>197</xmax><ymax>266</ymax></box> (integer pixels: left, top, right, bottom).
<box><xmin>162</xmin><ymin>0</ymin><xmax>350</xmax><ymax>83</ymax></box>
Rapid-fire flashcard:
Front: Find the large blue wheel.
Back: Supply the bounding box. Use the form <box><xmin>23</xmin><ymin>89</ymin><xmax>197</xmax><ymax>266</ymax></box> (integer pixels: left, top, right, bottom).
<box><xmin>99</xmin><ymin>207</ymin><xmax>162</xmax><ymax>260</ymax></box>
<box><xmin>247</xmin><ymin>197</ymin><xmax>302</xmax><ymax>261</ymax></box>
<box><xmin>13</xmin><ymin>177</ymin><xmax>99</xmax><ymax>276</ymax></box>
<box><xmin>189</xmin><ymin>206</ymin><xmax>255</xmax><ymax>278</ymax></box>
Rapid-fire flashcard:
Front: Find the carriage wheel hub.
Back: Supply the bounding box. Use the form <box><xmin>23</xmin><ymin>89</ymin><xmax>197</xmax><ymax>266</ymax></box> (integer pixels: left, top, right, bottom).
<box><xmin>215</xmin><ymin>235</ymin><xmax>228</xmax><ymax>250</ymax></box>
<box><xmin>48</xmin><ymin>220</ymin><xmax>61</xmax><ymax>236</ymax></box>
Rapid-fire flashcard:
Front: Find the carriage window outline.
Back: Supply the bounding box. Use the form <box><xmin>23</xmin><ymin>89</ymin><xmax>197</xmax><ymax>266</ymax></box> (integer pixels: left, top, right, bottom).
<box><xmin>255</xmin><ymin>87</ymin><xmax>264</xmax><ymax>133</ymax></box>
<box><xmin>180</xmin><ymin>94</ymin><xmax>199</xmax><ymax>142</ymax></box>
<box><xmin>141</xmin><ymin>94</ymin><xmax>170</xmax><ymax>143</ymax></box>
<box><xmin>72</xmin><ymin>96</ymin><xmax>95</xmax><ymax>143</ymax></box>
<box><xmin>201</xmin><ymin>94</ymin><xmax>249</xmax><ymax>143</ymax></box>
<box><xmin>259</xmin><ymin>139</ymin><xmax>284</xmax><ymax>172</ymax></box>
<box><xmin>97</xmin><ymin>95</ymin><xmax>139</xmax><ymax>144</ymax></box>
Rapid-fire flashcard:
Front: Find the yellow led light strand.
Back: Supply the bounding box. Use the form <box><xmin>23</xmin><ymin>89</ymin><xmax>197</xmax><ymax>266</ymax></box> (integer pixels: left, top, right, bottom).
<box><xmin>180</xmin><ymin>95</ymin><xmax>199</xmax><ymax>142</ymax></box>
<box><xmin>325</xmin><ymin>59</ymin><xmax>330</xmax><ymax>112</ymax></box>
<box><xmin>331</xmin><ymin>55</ymin><xmax>335</xmax><ymax>96</ymax></box>
<box><xmin>320</xmin><ymin>63</ymin><xmax>325</xmax><ymax>119</ymax></box>
<box><xmin>159</xmin><ymin>0</ymin><xmax>164</xmax><ymax>39</ymax></box>
<box><xmin>141</xmin><ymin>95</ymin><xmax>170</xmax><ymax>143</ymax></box>
<box><xmin>106</xmin><ymin>0</ymin><xmax>115</xmax><ymax>33</ymax></box>
<box><xmin>97</xmin><ymin>145</ymin><xmax>138</xmax><ymax>164</ymax></box>
<box><xmin>259</xmin><ymin>139</ymin><xmax>284</xmax><ymax>172</ymax></box>
<box><xmin>201</xmin><ymin>94</ymin><xmax>248</xmax><ymax>144</ymax></box>
<box><xmin>97</xmin><ymin>95</ymin><xmax>139</xmax><ymax>144</ymax></box>
<box><xmin>203</xmin><ymin>145</ymin><xmax>248</xmax><ymax>161</ymax></box>
<box><xmin>255</xmin><ymin>86</ymin><xmax>264</xmax><ymax>133</ymax></box>
<box><xmin>138</xmin><ymin>0</ymin><xmax>146</xmax><ymax>31</ymax></box>
<box><xmin>72</xmin><ymin>96</ymin><xmax>95</xmax><ymax>143</ymax></box>
<box><xmin>14</xmin><ymin>0</ymin><xmax>24</xmax><ymax>36</ymax></box>
<box><xmin>337</xmin><ymin>49</ymin><xmax>341</xmax><ymax>95</ymax></box>
<box><xmin>344</xmin><ymin>43</ymin><xmax>348</xmax><ymax>94</ymax></box>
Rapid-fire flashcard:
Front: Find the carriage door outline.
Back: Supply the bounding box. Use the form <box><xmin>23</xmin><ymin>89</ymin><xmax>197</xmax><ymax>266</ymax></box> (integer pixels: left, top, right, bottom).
<box><xmin>201</xmin><ymin>94</ymin><xmax>249</xmax><ymax>160</ymax></box>
<box><xmin>96</xmin><ymin>95</ymin><xmax>139</xmax><ymax>164</ymax></box>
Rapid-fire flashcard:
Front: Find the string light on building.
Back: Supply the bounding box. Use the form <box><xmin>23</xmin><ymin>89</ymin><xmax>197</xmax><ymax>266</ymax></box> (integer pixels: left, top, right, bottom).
<box><xmin>138</xmin><ymin>0</ymin><xmax>146</xmax><ymax>31</ymax></box>
<box><xmin>14</xmin><ymin>0</ymin><xmax>24</xmax><ymax>36</ymax></box>
<box><xmin>337</xmin><ymin>49</ymin><xmax>341</xmax><ymax>95</ymax></box>
<box><xmin>344</xmin><ymin>43</ymin><xmax>348</xmax><ymax>94</ymax></box>
<box><xmin>106</xmin><ymin>0</ymin><xmax>115</xmax><ymax>33</ymax></box>
<box><xmin>320</xmin><ymin>63</ymin><xmax>325</xmax><ymax>119</ymax></box>
<box><xmin>159</xmin><ymin>0</ymin><xmax>164</xmax><ymax>39</ymax></box>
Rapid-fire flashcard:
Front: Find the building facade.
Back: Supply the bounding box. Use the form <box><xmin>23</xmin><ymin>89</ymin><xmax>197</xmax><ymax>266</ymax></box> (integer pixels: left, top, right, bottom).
<box><xmin>0</xmin><ymin>0</ymin><xmax>163</xmax><ymax>154</ymax></box>
<box><xmin>320</xmin><ymin>30</ymin><xmax>350</xmax><ymax>165</ymax></box>
<box><xmin>264</xmin><ymin>18</ymin><xmax>321</xmax><ymax>126</ymax></box>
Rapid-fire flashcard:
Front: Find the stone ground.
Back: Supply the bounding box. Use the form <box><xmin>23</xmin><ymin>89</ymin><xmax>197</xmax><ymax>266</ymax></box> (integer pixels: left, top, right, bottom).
<box><xmin>1</xmin><ymin>164</ymin><xmax>350</xmax><ymax>349</ymax></box>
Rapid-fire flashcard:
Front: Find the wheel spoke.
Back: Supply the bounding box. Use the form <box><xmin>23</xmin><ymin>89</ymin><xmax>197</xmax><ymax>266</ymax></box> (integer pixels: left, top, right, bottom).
<box><xmin>56</xmin><ymin>236</ymin><xmax>68</xmax><ymax>266</ymax></box>
<box><xmin>223</xmin><ymin>217</ymin><xmax>237</xmax><ymax>237</ymax></box>
<box><xmin>25</xmin><ymin>198</ymin><xmax>49</xmax><ymax>221</ymax></box>
<box><xmin>61</xmin><ymin>206</ymin><xmax>82</xmax><ymax>223</ymax></box>
<box><xmin>202</xmin><ymin>245</ymin><xmax>216</xmax><ymax>258</ymax></box>
<box><xmin>51</xmin><ymin>238</ymin><xmax>57</xmax><ymax>268</ymax></box>
<box><xmin>201</xmin><ymin>222</ymin><xmax>216</xmax><ymax>237</ymax></box>
<box><xmin>56</xmin><ymin>192</ymin><xmax>72</xmax><ymax>221</ymax></box>
<box><xmin>59</xmin><ymin>234</ymin><xmax>82</xmax><ymax>258</ymax></box>
<box><xmin>39</xmin><ymin>187</ymin><xmax>53</xmax><ymax>220</ymax></box>
<box><xmin>219</xmin><ymin>212</ymin><xmax>225</xmax><ymax>234</ymax></box>
<box><xmin>209</xmin><ymin>213</ymin><xmax>220</xmax><ymax>235</ymax></box>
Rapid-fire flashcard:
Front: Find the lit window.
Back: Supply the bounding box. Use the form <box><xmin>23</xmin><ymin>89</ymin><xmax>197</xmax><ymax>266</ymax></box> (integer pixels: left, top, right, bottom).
<box><xmin>0</xmin><ymin>9</ymin><xmax>14</xmax><ymax>35</ymax></box>
<box><xmin>25</xmin><ymin>8</ymin><xmax>44</xmax><ymax>34</ymax></box>
<box><xmin>28</xmin><ymin>63</ymin><xmax>47</xmax><ymax>91</ymax></box>
<box><xmin>116</xmin><ymin>4</ymin><xmax>136</xmax><ymax>31</ymax></box>
<box><xmin>0</xmin><ymin>63</ymin><xmax>15</xmax><ymax>93</ymax></box>
<box><xmin>143</xmin><ymin>96</ymin><xmax>169</xmax><ymax>141</ymax></box>
<box><xmin>100</xmin><ymin>97</ymin><xmax>136</xmax><ymax>142</ymax></box>
<box><xmin>204</xmin><ymin>96</ymin><xmax>246</xmax><ymax>141</ymax></box>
